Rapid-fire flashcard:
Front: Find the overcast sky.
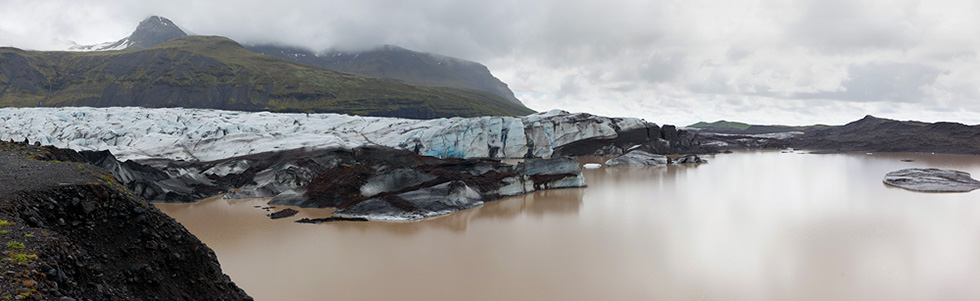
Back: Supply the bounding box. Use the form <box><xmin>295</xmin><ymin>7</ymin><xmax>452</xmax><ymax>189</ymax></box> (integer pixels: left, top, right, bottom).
<box><xmin>1</xmin><ymin>0</ymin><xmax>979</xmax><ymax>126</ymax></box>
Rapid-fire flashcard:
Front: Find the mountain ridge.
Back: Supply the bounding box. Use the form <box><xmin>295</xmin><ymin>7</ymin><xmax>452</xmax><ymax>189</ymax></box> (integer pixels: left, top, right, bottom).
<box><xmin>688</xmin><ymin>120</ymin><xmax>824</xmax><ymax>135</ymax></box>
<box><xmin>0</xmin><ymin>35</ymin><xmax>534</xmax><ymax>118</ymax></box>
<box><xmin>66</xmin><ymin>16</ymin><xmax>524</xmax><ymax>105</ymax></box>
<box><xmin>786</xmin><ymin>115</ymin><xmax>980</xmax><ymax>153</ymax></box>
<box><xmin>245</xmin><ymin>43</ymin><xmax>524</xmax><ymax>105</ymax></box>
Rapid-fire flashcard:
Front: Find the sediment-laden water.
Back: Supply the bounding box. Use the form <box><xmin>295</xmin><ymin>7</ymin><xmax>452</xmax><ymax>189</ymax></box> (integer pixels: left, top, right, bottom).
<box><xmin>157</xmin><ymin>151</ymin><xmax>980</xmax><ymax>300</ymax></box>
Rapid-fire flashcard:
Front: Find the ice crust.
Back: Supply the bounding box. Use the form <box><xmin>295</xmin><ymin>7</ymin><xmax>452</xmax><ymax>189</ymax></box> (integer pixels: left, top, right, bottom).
<box><xmin>0</xmin><ymin>107</ymin><xmax>649</xmax><ymax>162</ymax></box>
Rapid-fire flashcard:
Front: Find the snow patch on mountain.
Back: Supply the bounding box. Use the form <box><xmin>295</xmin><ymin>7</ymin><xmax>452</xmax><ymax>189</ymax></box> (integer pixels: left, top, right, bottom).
<box><xmin>0</xmin><ymin>107</ymin><xmax>653</xmax><ymax>162</ymax></box>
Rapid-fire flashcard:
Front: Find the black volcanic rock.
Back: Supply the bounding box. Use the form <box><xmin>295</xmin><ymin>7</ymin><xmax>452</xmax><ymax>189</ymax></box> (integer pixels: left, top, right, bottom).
<box><xmin>295</xmin><ymin>216</ymin><xmax>368</xmax><ymax>223</ymax></box>
<box><xmin>0</xmin><ymin>141</ymin><xmax>250</xmax><ymax>300</ymax></box>
<box><xmin>268</xmin><ymin>208</ymin><xmax>299</xmax><ymax>219</ymax></box>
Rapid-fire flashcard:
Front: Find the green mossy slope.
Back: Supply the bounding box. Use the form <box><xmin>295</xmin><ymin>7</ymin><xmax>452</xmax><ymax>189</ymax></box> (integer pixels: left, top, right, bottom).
<box><xmin>0</xmin><ymin>36</ymin><xmax>534</xmax><ymax>119</ymax></box>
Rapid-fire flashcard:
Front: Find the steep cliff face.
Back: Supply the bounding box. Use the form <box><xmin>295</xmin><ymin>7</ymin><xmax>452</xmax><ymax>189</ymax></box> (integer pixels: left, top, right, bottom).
<box><xmin>0</xmin><ymin>142</ymin><xmax>251</xmax><ymax>300</ymax></box>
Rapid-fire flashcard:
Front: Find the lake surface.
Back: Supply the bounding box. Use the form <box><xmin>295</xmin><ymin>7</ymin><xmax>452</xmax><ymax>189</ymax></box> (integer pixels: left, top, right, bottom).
<box><xmin>156</xmin><ymin>151</ymin><xmax>980</xmax><ymax>300</ymax></box>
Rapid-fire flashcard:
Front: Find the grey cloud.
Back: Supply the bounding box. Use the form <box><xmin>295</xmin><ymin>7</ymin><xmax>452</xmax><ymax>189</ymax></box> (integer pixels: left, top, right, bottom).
<box><xmin>557</xmin><ymin>75</ymin><xmax>583</xmax><ymax>99</ymax></box>
<box><xmin>2</xmin><ymin>0</ymin><xmax>980</xmax><ymax>126</ymax></box>
<box><xmin>783</xmin><ymin>0</ymin><xmax>918</xmax><ymax>53</ymax></box>
<box><xmin>726</xmin><ymin>47</ymin><xmax>753</xmax><ymax>62</ymax></box>
<box><xmin>688</xmin><ymin>73</ymin><xmax>734</xmax><ymax>95</ymax></box>
<box><xmin>635</xmin><ymin>54</ymin><xmax>683</xmax><ymax>83</ymax></box>
<box><xmin>795</xmin><ymin>63</ymin><xmax>942</xmax><ymax>103</ymax></box>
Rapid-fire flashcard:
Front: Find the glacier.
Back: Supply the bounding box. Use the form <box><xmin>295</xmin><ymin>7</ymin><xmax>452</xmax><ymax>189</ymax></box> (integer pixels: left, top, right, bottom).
<box><xmin>0</xmin><ymin>106</ymin><xmax>709</xmax><ymax>221</ymax></box>
<box><xmin>0</xmin><ymin>107</ymin><xmax>656</xmax><ymax>162</ymax></box>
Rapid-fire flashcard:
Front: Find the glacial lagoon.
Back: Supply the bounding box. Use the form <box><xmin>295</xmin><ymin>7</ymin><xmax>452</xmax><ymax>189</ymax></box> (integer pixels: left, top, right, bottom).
<box><xmin>157</xmin><ymin>150</ymin><xmax>980</xmax><ymax>300</ymax></box>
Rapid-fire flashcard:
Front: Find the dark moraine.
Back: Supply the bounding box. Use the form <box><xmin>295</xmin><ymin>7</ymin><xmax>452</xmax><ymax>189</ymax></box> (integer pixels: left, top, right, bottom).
<box><xmin>0</xmin><ymin>141</ymin><xmax>250</xmax><ymax>300</ymax></box>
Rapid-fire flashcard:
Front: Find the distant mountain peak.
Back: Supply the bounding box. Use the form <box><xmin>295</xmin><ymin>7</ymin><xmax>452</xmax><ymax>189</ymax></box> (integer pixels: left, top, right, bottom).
<box><xmin>125</xmin><ymin>16</ymin><xmax>187</xmax><ymax>49</ymax></box>
<box><xmin>378</xmin><ymin>44</ymin><xmax>405</xmax><ymax>51</ymax></box>
<box><xmin>70</xmin><ymin>15</ymin><xmax>187</xmax><ymax>51</ymax></box>
<box><xmin>135</xmin><ymin>16</ymin><xmax>181</xmax><ymax>33</ymax></box>
<box><xmin>849</xmin><ymin>115</ymin><xmax>887</xmax><ymax>125</ymax></box>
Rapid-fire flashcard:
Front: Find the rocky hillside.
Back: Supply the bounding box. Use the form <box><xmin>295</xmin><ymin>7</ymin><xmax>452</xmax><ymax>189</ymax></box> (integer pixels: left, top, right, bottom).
<box><xmin>0</xmin><ymin>36</ymin><xmax>532</xmax><ymax>119</ymax></box>
<box><xmin>687</xmin><ymin>115</ymin><xmax>980</xmax><ymax>154</ymax></box>
<box><xmin>246</xmin><ymin>44</ymin><xmax>523</xmax><ymax>105</ymax></box>
<box><xmin>0</xmin><ymin>141</ymin><xmax>250</xmax><ymax>300</ymax></box>
<box><xmin>786</xmin><ymin>115</ymin><xmax>980</xmax><ymax>154</ymax></box>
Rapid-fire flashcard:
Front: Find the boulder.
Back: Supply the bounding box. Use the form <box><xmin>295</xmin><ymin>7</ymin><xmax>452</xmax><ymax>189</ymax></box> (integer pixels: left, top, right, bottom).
<box><xmin>661</xmin><ymin>125</ymin><xmax>678</xmax><ymax>141</ymax></box>
<box><xmin>604</xmin><ymin>150</ymin><xmax>669</xmax><ymax>167</ymax></box>
<box><xmin>295</xmin><ymin>217</ymin><xmax>368</xmax><ymax>223</ymax></box>
<box><xmin>673</xmin><ymin>154</ymin><xmax>708</xmax><ymax>164</ymax></box>
<box><xmin>883</xmin><ymin>168</ymin><xmax>980</xmax><ymax>192</ymax></box>
<box><xmin>268</xmin><ymin>208</ymin><xmax>298</xmax><ymax>219</ymax></box>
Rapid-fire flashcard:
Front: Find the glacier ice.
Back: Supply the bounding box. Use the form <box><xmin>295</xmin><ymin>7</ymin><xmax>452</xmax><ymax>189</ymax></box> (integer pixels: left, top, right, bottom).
<box><xmin>0</xmin><ymin>107</ymin><xmax>655</xmax><ymax>162</ymax></box>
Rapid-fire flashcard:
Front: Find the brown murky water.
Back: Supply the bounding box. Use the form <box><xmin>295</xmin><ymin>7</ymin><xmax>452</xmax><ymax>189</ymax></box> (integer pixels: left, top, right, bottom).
<box><xmin>156</xmin><ymin>151</ymin><xmax>980</xmax><ymax>300</ymax></box>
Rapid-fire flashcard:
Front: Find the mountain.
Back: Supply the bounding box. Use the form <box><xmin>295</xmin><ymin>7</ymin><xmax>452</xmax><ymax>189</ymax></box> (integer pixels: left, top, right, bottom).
<box><xmin>786</xmin><ymin>115</ymin><xmax>980</xmax><ymax>154</ymax></box>
<box><xmin>70</xmin><ymin>16</ymin><xmax>187</xmax><ymax>51</ymax></box>
<box><xmin>688</xmin><ymin>120</ymin><xmax>825</xmax><ymax>135</ymax></box>
<box><xmin>0</xmin><ymin>36</ymin><xmax>534</xmax><ymax>118</ymax></box>
<box><xmin>688</xmin><ymin>120</ymin><xmax>751</xmax><ymax>131</ymax></box>
<box><xmin>245</xmin><ymin>44</ymin><xmax>524</xmax><ymax>105</ymax></box>
<box><xmin>68</xmin><ymin>16</ymin><xmax>524</xmax><ymax>106</ymax></box>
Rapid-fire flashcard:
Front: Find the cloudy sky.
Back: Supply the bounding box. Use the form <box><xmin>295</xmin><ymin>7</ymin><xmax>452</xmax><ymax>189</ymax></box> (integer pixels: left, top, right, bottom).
<box><xmin>1</xmin><ymin>0</ymin><xmax>979</xmax><ymax>126</ymax></box>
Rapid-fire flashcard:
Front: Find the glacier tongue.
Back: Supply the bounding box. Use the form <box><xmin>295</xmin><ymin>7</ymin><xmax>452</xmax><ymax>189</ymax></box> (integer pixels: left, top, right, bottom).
<box><xmin>0</xmin><ymin>107</ymin><xmax>655</xmax><ymax>162</ymax></box>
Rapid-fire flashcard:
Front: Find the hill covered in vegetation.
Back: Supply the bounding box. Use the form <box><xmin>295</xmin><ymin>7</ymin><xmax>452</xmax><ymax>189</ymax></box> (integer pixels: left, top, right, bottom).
<box><xmin>0</xmin><ymin>36</ymin><xmax>534</xmax><ymax>119</ymax></box>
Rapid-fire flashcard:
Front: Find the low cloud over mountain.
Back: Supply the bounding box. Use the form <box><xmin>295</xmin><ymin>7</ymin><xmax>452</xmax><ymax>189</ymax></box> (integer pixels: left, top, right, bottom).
<box><xmin>2</xmin><ymin>0</ymin><xmax>979</xmax><ymax>125</ymax></box>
